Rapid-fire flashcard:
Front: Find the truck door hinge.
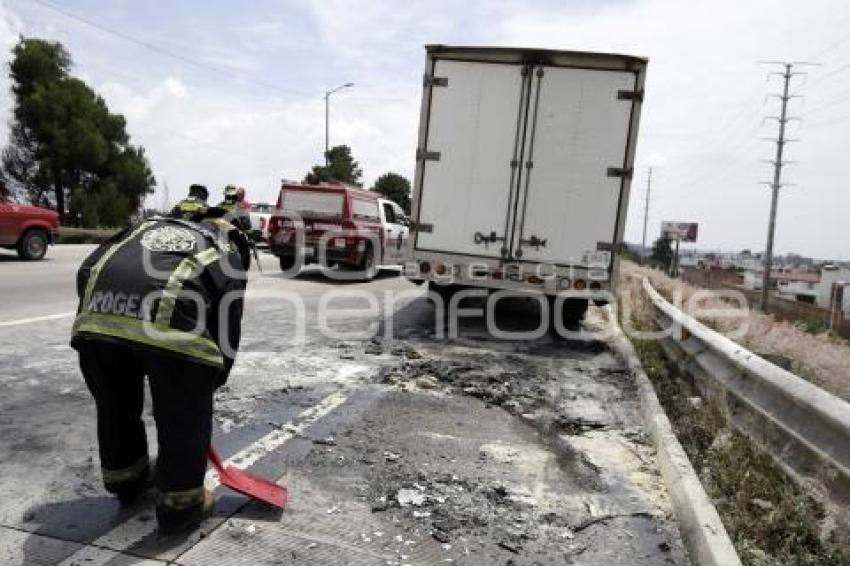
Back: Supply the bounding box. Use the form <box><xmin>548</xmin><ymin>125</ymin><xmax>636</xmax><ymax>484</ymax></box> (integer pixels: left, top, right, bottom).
<box><xmin>473</xmin><ymin>231</ymin><xmax>505</xmax><ymax>248</ymax></box>
<box><xmin>596</xmin><ymin>241</ymin><xmax>625</xmax><ymax>253</ymax></box>
<box><xmin>519</xmin><ymin>235</ymin><xmax>547</xmax><ymax>250</ymax></box>
<box><xmin>416</xmin><ymin>148</ymin><xmax>441</xmax><ymax>162</ymax></box>
<box><xmin>607</xmin><ymin>167</ymin><xmax>633</xmax><ymax>179</ymax></box>
<box><xmin>423</xmin><ymin>75</ymin><xmax>448</xmax><ymax>87</ymax></box>
<box><xmin>617</xmin><ymin>88</ymin><xmax>644</xmax><ymax>102</ymax></box>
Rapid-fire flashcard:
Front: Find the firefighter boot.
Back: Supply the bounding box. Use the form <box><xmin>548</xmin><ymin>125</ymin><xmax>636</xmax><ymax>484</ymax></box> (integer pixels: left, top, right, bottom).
<box><xmin>156</xmin><ymin>488</ymin><xmax>215</xmax><ymax>536</ymax></box>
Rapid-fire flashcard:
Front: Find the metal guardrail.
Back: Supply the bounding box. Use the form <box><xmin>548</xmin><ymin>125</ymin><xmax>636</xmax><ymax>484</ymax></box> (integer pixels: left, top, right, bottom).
<box><xmin>643</xmin><ymin>277</ymin><xmax>850</xmax><ymax>507</ymax></box>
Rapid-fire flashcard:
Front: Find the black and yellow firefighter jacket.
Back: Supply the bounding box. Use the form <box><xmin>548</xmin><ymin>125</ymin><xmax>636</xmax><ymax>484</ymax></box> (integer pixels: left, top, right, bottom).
<box><xmin>217</xmin><ymin>201</ymin><xmax>251</xmax><ymax>233</ymax></box>
<box><xmin>170</xmin><ymin>197</ymin><xmax>208</xmax><ymax>220</ymax></box>
<box><xmin>71</xmin><ymin>217</ymin><xmax>249</xmax><ymax>377</ymax></box>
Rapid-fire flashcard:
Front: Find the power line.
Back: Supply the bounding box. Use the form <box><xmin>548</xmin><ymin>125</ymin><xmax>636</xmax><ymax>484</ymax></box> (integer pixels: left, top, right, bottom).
<box><xmin>805</xmin><ymin>12</ymin><xmax>850</xmax><ymax>61</ymax></box>
<box><xmin>805</xmin><ymin>61</ymin><xmax>850</xmax><ymax>89</ymax></box>
<box><xmin>800</xmin><ymin>91</ymin><xmax>850</xmax><ymax>116</ymax></box>
<box><xmin>30</xmin><ymin>0</ymin><xmax>317</xmax><ymax>98</ymax></box>
<box><xmin>805</xmin><ymin>112</ymin><xmax>850</xmax><ymax>130</ymax></box>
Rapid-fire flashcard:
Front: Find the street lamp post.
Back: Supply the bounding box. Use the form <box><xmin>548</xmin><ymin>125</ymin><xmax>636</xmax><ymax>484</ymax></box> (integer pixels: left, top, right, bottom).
<box><xmin>324</xmin><ymin>82</ymin><xmax>354</xmax><ymax>166</ymax></box>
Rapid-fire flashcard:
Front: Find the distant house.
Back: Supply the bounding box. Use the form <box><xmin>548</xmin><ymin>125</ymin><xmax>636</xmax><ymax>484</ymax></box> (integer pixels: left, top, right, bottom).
<box><xmin>743</xmin><ymin>266</ymin><xmax>850</xmax><ymax>314</ymax></box>
<box><xmin>743</xmin><ymin>269</ymin><xmax>819</xmax><ymax>293</ymax></box>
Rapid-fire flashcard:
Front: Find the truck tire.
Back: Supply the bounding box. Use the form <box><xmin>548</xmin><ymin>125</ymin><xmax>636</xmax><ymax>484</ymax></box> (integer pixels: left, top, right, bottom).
<box><xmin>359</xmin><ymin>245</ymin><xmax>377</xmax><ymax>281</ymax></box>
<box><xmin>552</xmin><ymin>297</ymin><xmax>588</xmax><ymax>333</ymax></box>
<box><xmin>17</xmin><ymin>229</ymin><xmax>48</xmax><ymax>260</ymax></box>
<box><xmin>279</xmin><ymin>255</ymin><xmax>297</xmax><ymax>272</ymax></box>
<box><xmin>428</xmin><ymin>281</ymin><xmax>459</xmax><ymax>307</ymax></box>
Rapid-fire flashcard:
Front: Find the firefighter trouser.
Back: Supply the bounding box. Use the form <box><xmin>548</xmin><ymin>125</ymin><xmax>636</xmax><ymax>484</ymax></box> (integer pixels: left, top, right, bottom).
<box><xmin>78</xmin><ymin>340</ymin><xmax>219</xmax><ymax>511</ymax></box>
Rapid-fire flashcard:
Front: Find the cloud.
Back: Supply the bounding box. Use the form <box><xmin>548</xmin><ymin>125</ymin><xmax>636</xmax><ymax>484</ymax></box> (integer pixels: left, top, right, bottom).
<box><xmin>2</xmin><ymin>0</ymin><xmax>850</xmax><ymax>259</ymax></box>
<box><xmin>500</xmin><ymin>0</ymin><xmax>850</xmax><ymax>258</ymax></box>
<box><xmin>93</xmin><ymin>72</ymin><xmax>417</xmax><ymax>209</ymax></box>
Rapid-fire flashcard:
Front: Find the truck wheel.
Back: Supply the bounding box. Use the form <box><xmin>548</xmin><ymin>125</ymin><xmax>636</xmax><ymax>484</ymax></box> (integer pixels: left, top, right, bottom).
<box><xmin>428</xmin><ymin>281</ymin><xmax>458</xmax><ymax>307</ymax></box>
<box><xmin>553</xmin><ymin>298</ymin><xmax>588</xmax><ymax>333</ymax></box>
<box><xmin>17</xmin><ymin>229</ymin><xmax>48</xmax><ymax>260</ymax></box>
<box><xmin>359</xmin><ymin>245</ymin><xmax>377</xmax><ymax>281</ymax></box>
<box><xmin>279</xmin><ymin>255</ymin><xmax>297</xmax><ymax>272</ymax></box>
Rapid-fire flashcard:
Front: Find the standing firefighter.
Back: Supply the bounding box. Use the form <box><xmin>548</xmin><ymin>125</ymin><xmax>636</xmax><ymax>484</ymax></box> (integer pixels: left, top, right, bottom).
<box><xmin>71</xmin><ymin>208</ymin><xmax>250</xmax><ymax>534</ymax></box>
<box><xmin>171</xmin><ymin>184</ymin><xmax>209</xmax><ymax>220</ymax></box>
<box><xmin>218</xmin><ymin>184</ymin><xmax>251</xmax><ymax>232</ymax></box>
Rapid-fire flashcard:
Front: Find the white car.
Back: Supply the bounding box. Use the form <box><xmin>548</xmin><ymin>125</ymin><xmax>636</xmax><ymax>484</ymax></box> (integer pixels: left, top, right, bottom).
<box><xmin>249</xmin><ymin>202</ymin><xmax>274</xmax><ymax>245</ymax></box>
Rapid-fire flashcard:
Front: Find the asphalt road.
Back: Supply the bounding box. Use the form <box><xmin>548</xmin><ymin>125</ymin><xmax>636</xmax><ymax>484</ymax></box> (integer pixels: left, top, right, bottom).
<box><xmin>0</xmin><ymin>244</ymin><xmax>689</xmax><ymax>565</ymax></box>
<box><xmin>0</xmin><ymin>245</ymin><xmax>88</xmax><ymax>322</ymax></box>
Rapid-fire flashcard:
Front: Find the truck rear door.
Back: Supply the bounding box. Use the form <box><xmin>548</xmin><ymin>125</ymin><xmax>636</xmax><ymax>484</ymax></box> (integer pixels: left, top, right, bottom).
<box><xmin>510</xmin><ymin>65</ymin><xmax>637</xmax><ymax>268</ymax></box>
<box><xmin>414</xmin><ymin>60</ymin><xmax>528</xmax><ymax>259</ymax></box>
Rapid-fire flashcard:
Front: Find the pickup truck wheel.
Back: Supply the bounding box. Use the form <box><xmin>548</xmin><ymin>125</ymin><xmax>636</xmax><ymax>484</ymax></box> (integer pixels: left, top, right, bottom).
<box><xmin>360</xmin><ymin>245</ymin><xmax>377</xmax><ymax>281</ymax></box>
<box><xmin>17</xmin><ymin>229</ymin><xmax>48</xmax><ymax>260</ymax></box>
<box><xmin>279</xmin><ymin>255</ymin><xmax>297</xmax><ymax>272</ymax></box>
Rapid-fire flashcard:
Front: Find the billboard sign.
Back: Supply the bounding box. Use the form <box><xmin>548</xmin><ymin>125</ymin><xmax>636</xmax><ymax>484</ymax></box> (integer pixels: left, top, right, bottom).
<box><xmin>661</xmin><ymin>221</ymin><xmax>698</xmax><ymax>242</ymax></box>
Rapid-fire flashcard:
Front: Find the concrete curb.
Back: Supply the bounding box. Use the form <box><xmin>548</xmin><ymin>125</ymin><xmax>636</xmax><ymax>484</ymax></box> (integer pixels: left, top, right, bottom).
<box><xmin>605</xmin><ymin>306</ymin><xmax>742</xmax><ymax>566</ymax></box>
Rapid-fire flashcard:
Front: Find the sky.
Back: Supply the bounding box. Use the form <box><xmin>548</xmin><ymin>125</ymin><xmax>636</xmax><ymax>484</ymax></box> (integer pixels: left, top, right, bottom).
<box><xmin>1</xmin><ymin>0</ymin><xmax>849</xmax><ymax>260</ymax></box>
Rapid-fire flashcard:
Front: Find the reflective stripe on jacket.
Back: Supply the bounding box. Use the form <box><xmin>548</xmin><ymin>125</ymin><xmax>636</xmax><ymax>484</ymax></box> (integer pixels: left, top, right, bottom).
<box><xmin>171</xmin><ymin>197</ymin><xmax>208</xmax><ymax>219</ymax></box>
<box><xmin>71</xmin><ymin>218</ymin><xmax>246</xmax><ymax>372</ymax></box>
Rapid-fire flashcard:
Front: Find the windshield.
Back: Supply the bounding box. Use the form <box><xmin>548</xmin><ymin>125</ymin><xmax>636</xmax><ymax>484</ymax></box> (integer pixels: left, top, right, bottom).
<box><xmin>251</xmin><ymin>203</ymin><xmax>273</xmax><ymax>213</ymax></box>
<box><xmin>281</xmin><ymin>190</ymin><xmax>344</xmax><ymax>217</ymax></box>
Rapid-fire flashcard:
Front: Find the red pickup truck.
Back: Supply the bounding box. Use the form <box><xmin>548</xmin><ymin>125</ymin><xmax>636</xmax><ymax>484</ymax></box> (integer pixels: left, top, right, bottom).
<box><xmin>267</xmin><ymin>181</ymin><xmax>409</xmax><ymax>279</ymax></box>
<box><xmin>0</xmin><ymin>199</ymin><xmax>59</xmax><ymax>260</ymax></box>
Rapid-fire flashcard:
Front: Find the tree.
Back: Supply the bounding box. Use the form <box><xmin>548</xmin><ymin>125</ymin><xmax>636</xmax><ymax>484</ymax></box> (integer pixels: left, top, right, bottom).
<box><xmin>650</xmin><ymin>236</ymin><xmax>673</xmax><ymax>270</ymax></box>
<box><xmin>2</xmin><ymin>38</ymin><xmax>155</xmax><ymax>225</ymax></box>
<box><xmin>371</xmin><ymin>172</ymin><xmax>411</xmax><ymax>213</ymax></box>
<box><xmin>304</xmin><ymin>145</ymin><xmax>362</xmax><ymax>186</ymax></box>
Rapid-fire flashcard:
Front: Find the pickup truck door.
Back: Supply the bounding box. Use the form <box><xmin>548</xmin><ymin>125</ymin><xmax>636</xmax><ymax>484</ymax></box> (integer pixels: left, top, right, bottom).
<box><xmin>0</xmin><ymin>201</ymin><xmax>18</xmax><ymax>245</ymax></box>
<box><xmin>380</xmin><ymin>201</ymin><xmax>405</xmax><ymax>263</ymax></box>
<box><xmin>391</xmin><ymin>202</ymin><xmax>410</xmax><ymax>262</ymax></box>
<box><xmin>508</xmin><ymin>65</ymin><xmax>638</xmax><ymax>270</ymax></box>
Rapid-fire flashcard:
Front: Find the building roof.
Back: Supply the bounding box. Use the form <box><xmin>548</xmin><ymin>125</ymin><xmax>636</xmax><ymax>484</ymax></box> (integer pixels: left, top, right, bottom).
<box><xmin>750</xmin><ymin>271</ymin><xmax>820</xmax><ymax>283</ymax></box>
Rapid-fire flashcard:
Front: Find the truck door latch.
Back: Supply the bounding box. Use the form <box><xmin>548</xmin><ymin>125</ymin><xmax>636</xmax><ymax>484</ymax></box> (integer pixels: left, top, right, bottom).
<box><xmin>474</xmin><ymin>231</ymin><xmax>505</xmax><ymax>248</ymax></box>
<box><xmin>519</xmin><ymin>235</ymin><xmax>548</xmax><ymax>250</ymax></box>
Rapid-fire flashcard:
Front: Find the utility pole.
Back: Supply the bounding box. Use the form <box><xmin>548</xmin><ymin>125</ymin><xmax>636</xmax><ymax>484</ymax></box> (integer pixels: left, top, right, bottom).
<box><xmin>641</xmin><ymin>167</ymin><xmax>652</xmax><ymax>255</ymax></box>
<box><xmin>758</xmin><ymin>62</ymin><xmax>808</xmax><ymax>312</ymax></box>
<box><xmin>324</xmin><ymin>82</ymin><xmax>354</xmax><ymax>167</ymax></box>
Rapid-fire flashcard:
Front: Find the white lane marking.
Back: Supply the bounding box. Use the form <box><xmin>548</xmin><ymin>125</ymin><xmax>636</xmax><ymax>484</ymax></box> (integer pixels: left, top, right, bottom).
<box><xmin>205</xmin><ymin>388</ymin><xmax>350</xmax><ymax>489</ymax></box>
<box><xmin>57</xmin><ymin>387</ymin><xmax>354</xmax><ymax>566</ymax></box>
<box><xmin>0</xmin><ymin>311</ymin><xmax>74</xmax><ymax>327</ymax></box>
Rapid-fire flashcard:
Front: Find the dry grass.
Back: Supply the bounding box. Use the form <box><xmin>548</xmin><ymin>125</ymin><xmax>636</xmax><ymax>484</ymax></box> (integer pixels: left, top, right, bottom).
<box><xmin>620</xmin><ymin>261</ymin><xmax>850</xmax><ymax>403</ymax></box>
<box><xmin>633</xmin><ymin>335</ymin><xmax>850</xmax><ymax>565</ymax></box>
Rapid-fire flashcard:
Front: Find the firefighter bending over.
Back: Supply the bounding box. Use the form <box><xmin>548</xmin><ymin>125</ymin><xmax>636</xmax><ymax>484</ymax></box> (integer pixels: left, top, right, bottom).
<box><xmin>71</xmin><ymin>206</ymin><xmax>250</xmax><ymax>535</ymax></box>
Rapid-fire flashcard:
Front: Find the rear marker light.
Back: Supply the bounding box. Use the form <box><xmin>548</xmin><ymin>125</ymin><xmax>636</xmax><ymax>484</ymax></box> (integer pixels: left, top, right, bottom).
<box><xmin>590</xmin><ymin>281</ymin><xmax>602</xmax><ymax>290</ymax></box>
<box><xmin>573</xmin><ymin>279</ymin><xmax>587</xmax><ymax>290</ymax></box>
<box><xmin>527</xmin><ymin>275</ymin><xmax>544</xmax><ymax>285</ymax></box>
<box><xmin>558</xmin><ymin>278</ymin><xmax>571</xmax><ymax>290</ymax></box>
<box><xmin>434</xmin><ymin>263</ymin><xmax>447</xmax><ymax>275</ymax></box>
<box><xmin>419</xmin><ymin>261</ymin><xmax>431</xmax><ymax>274</ymax></box>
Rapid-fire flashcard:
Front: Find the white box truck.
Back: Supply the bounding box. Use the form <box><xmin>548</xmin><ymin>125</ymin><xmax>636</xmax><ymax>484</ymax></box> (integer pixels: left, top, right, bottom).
<box><xmin>404</xmin><ymin>45</ymin><xmax>647</xmax><ymax>323</ymax></box>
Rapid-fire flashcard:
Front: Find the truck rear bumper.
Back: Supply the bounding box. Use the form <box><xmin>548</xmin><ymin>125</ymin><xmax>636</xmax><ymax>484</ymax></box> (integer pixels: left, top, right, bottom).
<box><xmin>404</xmin><ymin>252</ymin><xmax>615</xmax><ymax>300</ymax></box>
<box><xmin>270</xmin><ymin>242</ymin><xmax>362</xmax><ymax>266</ymax></box>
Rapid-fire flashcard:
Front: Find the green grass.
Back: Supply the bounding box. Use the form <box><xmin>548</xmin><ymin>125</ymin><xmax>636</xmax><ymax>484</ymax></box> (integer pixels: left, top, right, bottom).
<box><xmin>632</xmin><ymin>336</ymin><xmax>850</xmax><ymax>565</ymax></box>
